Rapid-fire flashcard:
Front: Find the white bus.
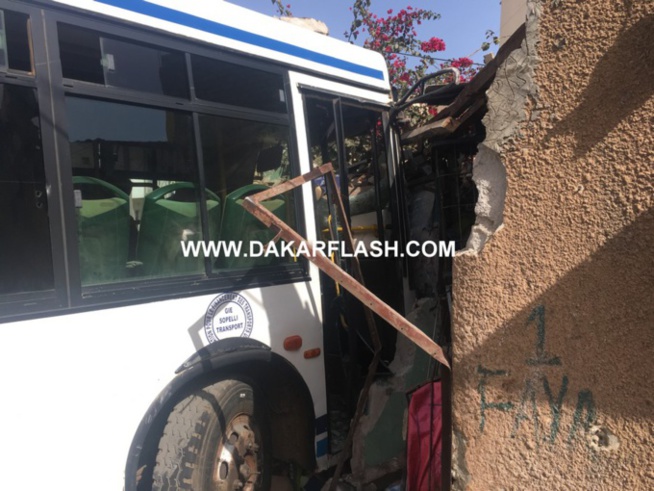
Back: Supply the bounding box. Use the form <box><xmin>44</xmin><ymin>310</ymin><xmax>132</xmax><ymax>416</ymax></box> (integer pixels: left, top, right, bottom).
<box><xmin>0</xmin><ymin>1</ymin><xmax>408</xmax><ymax>489</ymax></box>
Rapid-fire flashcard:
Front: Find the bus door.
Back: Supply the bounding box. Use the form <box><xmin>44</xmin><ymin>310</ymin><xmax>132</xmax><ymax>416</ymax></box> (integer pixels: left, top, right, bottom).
<box><xmin>302</xmin><ymin>92</ymin><xmax>404</xmax><ymax>453</ymax></box>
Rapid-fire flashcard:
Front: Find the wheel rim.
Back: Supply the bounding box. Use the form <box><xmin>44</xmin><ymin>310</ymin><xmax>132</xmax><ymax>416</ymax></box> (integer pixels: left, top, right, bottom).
<box><xmin>213</xmin><ymin>414</ymin><xmax>262</xmax><ymax>491</ymax></box>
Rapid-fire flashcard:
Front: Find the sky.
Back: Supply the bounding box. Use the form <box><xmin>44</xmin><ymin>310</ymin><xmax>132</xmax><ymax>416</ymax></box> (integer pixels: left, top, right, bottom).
<box><xmin>226</xmin><ymin>0</ymin><xmax>502</xmax><ymax>66</ymax></box>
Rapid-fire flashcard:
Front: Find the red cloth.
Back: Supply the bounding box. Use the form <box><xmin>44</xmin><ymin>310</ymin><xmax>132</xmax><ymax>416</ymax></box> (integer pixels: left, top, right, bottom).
<box><xmin>406</xmin><ymin>381</ymin><xmax>442</xmax><ymax>491</ymax></box>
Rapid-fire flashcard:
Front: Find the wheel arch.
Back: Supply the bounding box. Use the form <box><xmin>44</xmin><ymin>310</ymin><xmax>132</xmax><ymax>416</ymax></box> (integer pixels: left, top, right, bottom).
<box><xmin>126</xmin><ymin>338</ymin><xmax>316</xmax><ymax>491</ymax></box>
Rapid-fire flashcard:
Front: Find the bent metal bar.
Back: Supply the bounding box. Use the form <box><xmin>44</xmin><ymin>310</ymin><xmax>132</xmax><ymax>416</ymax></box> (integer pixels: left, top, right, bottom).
<box><xmin>242</xmin><ymin>163</ymin><xmax>451</xmax><ymax>369</ymax></box>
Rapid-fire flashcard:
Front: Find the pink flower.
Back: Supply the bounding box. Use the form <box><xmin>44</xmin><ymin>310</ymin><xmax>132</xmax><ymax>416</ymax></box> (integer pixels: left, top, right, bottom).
<box><xmin>420</xmin><ymin>37</ymin><xmax>446</xmax><ymax>52</ymax></box>
<box><xmin>451</xmin><ymin>57</ymin><xmax>474</xmax><ymax>68</ymax></box>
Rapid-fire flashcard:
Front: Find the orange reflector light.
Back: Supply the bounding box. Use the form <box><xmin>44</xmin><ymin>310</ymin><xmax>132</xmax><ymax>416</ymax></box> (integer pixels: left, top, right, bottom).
<box><xmin>304</xmin><ymin>348</ymin><xmax>321</xmax><ymax>359</ymax></box>
<box><xmin>283</xmin><ymin>335</ymin><xmax>303</xmax><ymax>351</ymax></box>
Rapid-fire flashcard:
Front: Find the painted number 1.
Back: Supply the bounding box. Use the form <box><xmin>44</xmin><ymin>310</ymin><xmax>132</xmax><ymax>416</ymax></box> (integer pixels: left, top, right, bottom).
<box><xmin>526</xmin><ymin>305</ymin><xmax>561</xmax><ymax>366</ymax></box>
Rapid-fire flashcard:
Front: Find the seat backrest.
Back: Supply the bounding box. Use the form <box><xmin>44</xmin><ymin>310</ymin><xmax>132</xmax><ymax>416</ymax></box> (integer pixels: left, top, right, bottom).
<box><xmin>73</xmin><ymin>176</ymin><xmax>130</xmax><ymax>285</ymax></box>
<box><xmin>219</xmin><ymin>184</ymin><xmax>286</xmax><ymax>269</ymax></box>
<box><xmin>136</xmin><ymin>182</ymin><xmax>221</xmax><ymax>277</ymax></box>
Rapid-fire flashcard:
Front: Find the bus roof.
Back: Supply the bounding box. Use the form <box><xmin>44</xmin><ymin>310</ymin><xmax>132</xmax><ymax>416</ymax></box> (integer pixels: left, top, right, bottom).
<box><xmin>49</xmin><ymin>0</ymin><xmax>391</xmax><ymax>92</ymax></box>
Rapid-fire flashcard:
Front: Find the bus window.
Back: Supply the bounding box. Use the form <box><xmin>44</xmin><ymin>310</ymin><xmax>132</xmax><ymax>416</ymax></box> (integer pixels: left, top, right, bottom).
<box><xmin>0</xmin><ymin>9</ymin><xmax>33</xmax><ymax>73</ymax></box>
<box><xmin>198</xmin><ymin>114</ymin><xmax>296</xmax><ymax>270</ymax></box>
<box><xmin>305</xmin><ymin>97</ymin><xmax>338</xmax><ymax>169</ymax></box>
<box><xmin>0</xmin><ymin>84</ymin><xmax>54</xmax><ymax>294</ymax></box>
<box><xmin>192</xmin><ymin>54</ymin><xmax>287</xmax><ymax>113</ymax></box>
<box><xmin>58</xmin><ymin>23</ymin><xmax>189</xmax><ymax>99</ymax></box>
<box><xmin>305</xmin><ymin>97</ymin><xmax>390</xmax><ymax>240</ymax></box>
<box><xmin>65</xmin><ymin>96</ymin><xmax>202</xmax><ymax>284</ymax></box>
<box><xmin>341</xmin><ymin>104</ymin><xmax>389</xmax><ymax>218</ymax></box>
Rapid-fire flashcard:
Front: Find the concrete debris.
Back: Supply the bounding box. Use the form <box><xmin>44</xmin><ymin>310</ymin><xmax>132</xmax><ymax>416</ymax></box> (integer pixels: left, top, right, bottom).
<box><xmin>278</xmin><ymin>16</ymin><xmax>329</xmax><ymax>35</ymax></box>
<box><xmin>351</xmin><ymin>298</ymin><xmax>442</xmax><ymax>484</ymax></box>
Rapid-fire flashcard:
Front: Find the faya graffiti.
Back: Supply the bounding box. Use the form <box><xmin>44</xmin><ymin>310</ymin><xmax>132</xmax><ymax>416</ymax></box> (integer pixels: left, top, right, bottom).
<box><xmin>477</xmin><ymin>305</ymin><xmax>596</xmax><ymax>446</ymax></box>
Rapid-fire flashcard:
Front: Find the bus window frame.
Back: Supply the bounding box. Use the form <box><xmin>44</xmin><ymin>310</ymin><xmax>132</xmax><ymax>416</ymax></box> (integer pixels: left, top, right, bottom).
<box><xmin>0</xmin><ymin>1</ymin><xmax>311</xmax><ymax>322</ymax></box>
<box><xmin>0</xmin><ymin>2</ymin><xmax>71</xmax><ymax>317</ymax></box>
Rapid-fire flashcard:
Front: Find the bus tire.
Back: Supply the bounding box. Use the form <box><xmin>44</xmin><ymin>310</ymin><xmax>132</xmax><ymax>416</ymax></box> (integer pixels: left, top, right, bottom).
<box><xmin>152</xmin><ymin>378</ymin><xmax>270</xmax><ymax>491</ymax></box>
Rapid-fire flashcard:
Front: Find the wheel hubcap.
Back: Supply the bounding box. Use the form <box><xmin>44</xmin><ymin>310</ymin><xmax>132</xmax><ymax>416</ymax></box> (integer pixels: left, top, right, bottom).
<box><xmin>214</xmin><ymin>414</ymin><xmax>261</xmax><ymax>491</ymax></box>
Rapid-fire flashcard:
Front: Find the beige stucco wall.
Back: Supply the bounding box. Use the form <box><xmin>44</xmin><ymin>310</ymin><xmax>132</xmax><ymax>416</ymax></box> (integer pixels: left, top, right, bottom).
<box><xmin>452</xmin><ymin>1</ymin><xmax>654</xmax><ymax>489</ymax></box>
<box><xmin>499</xmin><ymin>0</ymin><xmax>527</xmax><ymax>44</ymax></box>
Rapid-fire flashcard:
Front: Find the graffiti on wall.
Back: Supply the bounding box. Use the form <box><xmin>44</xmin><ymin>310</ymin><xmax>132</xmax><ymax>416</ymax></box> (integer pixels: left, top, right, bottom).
<box><xmin>477</xmin><ymin>305</ymin><xmax>596</xmax><ymax>446</ymax></box>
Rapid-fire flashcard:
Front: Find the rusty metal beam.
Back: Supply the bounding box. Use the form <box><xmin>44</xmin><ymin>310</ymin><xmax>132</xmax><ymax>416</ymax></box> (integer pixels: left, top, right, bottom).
<box><xmin>242</xmin><ymin>163</ymin><xmax>450</xmax><ymax>369</ymax></box>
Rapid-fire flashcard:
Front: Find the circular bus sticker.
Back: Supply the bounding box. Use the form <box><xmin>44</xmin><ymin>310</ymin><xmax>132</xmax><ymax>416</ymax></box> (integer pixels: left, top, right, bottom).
<box><xmin>204</xmin><ymin>292</ymin><xmax>254</xmax><ymax>343</ymax></box>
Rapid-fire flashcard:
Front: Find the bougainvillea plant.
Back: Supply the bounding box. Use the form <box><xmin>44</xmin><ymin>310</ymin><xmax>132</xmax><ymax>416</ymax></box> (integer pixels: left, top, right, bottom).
<box><xmin>346</xmin><ymin>0</ymin><xmax>479</xmax><ymax>123</ymax></box>
<box><xmin>270</xmin><ymin>0</ymin><xmax>480</xmax><ymax>124</ymax></box>
<box><xmin>348</xmin><ymin>1</ymin><xmax>459</xmax><ymax>89</ymax></box>
<box><xmin>271</xmin><ymin>0</ymin><xmax>477</xmax><ymax>87</ymax></box>
<box><xmin>270</xmin><ymin>0</ymin><xmax>292</xmax><ymax>17</ymax></box>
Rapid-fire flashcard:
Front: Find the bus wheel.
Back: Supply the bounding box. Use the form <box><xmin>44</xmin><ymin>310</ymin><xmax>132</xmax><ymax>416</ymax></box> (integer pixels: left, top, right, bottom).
<box><xmin>152</xmin><ymin>379</ymin><xmax>270</xmax><ymax>491</ymax></box>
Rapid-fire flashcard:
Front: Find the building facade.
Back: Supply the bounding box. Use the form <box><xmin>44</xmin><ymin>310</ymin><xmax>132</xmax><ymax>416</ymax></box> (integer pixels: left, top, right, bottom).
<box><xmin>452</xmin><ymin>0</ymin><xmax>654</xmax><ymax>488</ymax></box>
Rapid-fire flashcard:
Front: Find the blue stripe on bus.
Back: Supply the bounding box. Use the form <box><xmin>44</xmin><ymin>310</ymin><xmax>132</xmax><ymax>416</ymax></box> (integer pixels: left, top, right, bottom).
<box><xmin>95</xmin><ymin>0</ymin><xmax>386</xmax><ymax>81</ymax></box>
<box><xmin>316</xmin><ymin>437</ymin><xmax>328</xmax><ymax>458</ymax></box>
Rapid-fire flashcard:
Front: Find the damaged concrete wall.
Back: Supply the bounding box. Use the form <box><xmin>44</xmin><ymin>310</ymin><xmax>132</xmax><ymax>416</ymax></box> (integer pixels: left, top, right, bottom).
<box><xmin>452</xmin><ymin>0</ymin><xmax>654</xmax><ymax>489</ymax></box>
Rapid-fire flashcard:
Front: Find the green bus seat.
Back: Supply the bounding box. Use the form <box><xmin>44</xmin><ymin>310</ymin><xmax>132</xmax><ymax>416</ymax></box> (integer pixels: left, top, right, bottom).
<box><xmin>73</xmin><ymin>176</ymin><xmax>130</xmax><ymax>285</ymax></box>
<box><xmin>136</xmin><ymin>182</ymin><xmax>221</xmax><ymax>277</ymax></box>
<box><xmin>219</xmin><ymin>184</ymin><xmax>286</xmax><ymax>269</ymax></box>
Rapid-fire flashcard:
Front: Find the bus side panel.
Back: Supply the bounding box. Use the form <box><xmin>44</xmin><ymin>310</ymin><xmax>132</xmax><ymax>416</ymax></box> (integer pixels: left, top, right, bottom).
<box><xmin>0</xmin><ymin>282</ymin><xmax>323</xmax><ymax>490</ymax></box>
